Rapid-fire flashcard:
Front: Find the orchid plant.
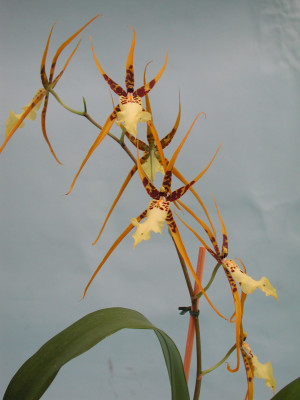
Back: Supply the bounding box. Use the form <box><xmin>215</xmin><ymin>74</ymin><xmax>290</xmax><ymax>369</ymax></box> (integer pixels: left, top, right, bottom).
<box><xmin>2</xmin><ymin>16</ymin><xmax>288</xmax><ymax>400</ymax></box>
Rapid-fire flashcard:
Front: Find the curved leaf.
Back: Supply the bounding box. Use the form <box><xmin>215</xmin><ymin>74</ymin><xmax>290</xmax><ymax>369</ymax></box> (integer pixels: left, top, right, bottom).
<box><xmin>4</xmin><ymin>307</ymin><xmax>189</xmax><ymax>400</ymax></box>
<box><xmin>271</xmin><ymin>377</ymin><xmax>300</xmax><ymax>400</ymax></box>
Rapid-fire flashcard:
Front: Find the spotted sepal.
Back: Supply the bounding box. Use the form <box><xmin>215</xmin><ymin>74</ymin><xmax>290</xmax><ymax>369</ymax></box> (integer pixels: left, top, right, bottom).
<box><xmin>83</xmin><ymin>208</ymin><xmax>148</xmax><ymax>298</ymax></box>
<box><xmin>125</xmin><ymin>27</ymin><xmax>135</xmax><ymax>92</ymax></box>
<box><xmin>134</xmin><ymin>50</ymin><xmax>168</xmax><ymax>98</ymax></box>
<box><xmin>241</xmin><ymin>346</ymin><xmax>254</xmax><ymax>400</ymax></box>
<box><xmin>124</xmin><ymin>130</ymin><xmax>148</xmax><ymax>151</ymax></box>
<box><xmin>90</xmin><ymin>35</ymin><xmax>127</xmax><ymax>97</ymax></box>
<box><xmin>160</xmin><ymin>92</ymin><xmax>181</xmax><ymax>149</ymax></box>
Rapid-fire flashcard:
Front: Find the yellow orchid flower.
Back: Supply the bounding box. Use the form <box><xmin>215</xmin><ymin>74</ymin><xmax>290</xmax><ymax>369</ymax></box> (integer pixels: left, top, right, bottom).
<box><xmin>175</xmin><ymin>196</ymin><xmax>277</xmax><ymax>374</ymax></box>
<box><xmin>66</xmin><ymin>28</ymin><xmax>168</xmax><ymax>195</ymax></box>
<box><xmin>91</xmin><ymin>64</ymin><xmax>213</xmax><ymax>247</ymax></box>
<box><xmin>242</xmin><ymin>341</ymin><xmax>276</xmax><ymax>394</ymax></box>
<box><xmin>5</xmin><ymin>96</ymin><xmax>43</xmax><ymax>137</ymax></box>
<box><xmin>82</xmin><ymin>115</ymin><xmax>224</xmax><ymax>326</ymax></box>
<box><xmin>224</xmin><ymin>259</ymin><xmax>278</xmax><ymax>299</ymax></box>
<box><xmin>1</xmin><ymin>15</ymin><xmax>100</xmax><ymax>164</ymax></box>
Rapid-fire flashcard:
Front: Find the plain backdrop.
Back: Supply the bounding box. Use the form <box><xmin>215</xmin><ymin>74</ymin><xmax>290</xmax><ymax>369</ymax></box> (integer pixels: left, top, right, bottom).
<box><xmin>1</xmin><ymin>0</ymin><xmax>299</xmax><ymax>399</ymax></box>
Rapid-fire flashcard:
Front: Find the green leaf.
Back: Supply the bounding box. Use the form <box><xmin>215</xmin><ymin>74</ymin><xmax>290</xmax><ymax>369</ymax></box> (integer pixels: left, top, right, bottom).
<box><xmin>271</xmin><ymin>377</ymin><xmax>300</xmax><ymax>400</ymax></box>
<box><xmin>4</xmin><ymin>307</ymin><xmax>189</xmax><ymax>400</ymax></box>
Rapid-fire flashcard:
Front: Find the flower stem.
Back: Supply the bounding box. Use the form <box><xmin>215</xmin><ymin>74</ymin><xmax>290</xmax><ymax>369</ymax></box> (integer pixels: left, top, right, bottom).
<box><xmin>49</xmin><ymin>89</ymin><xmax>137</xmax><ymax>164</ymax></box>
<box><xmin>196</xmin><ymin>262</ymin><xmax>221</xmax><ymax>299</ymax></box>
<box><xmin>172</xmin><ymin>237</ymin><xmax>204</xmax><ymax>400</ymax></box>
<box><xmin>201</xmin><ymin>343</ymin><xmax>236</xmax><ymax>376</ymax></box>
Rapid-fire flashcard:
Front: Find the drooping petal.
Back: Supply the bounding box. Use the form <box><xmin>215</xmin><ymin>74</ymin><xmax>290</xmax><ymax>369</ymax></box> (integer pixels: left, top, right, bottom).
<box><xmin>167</xmin><ymin>210</ymin><xmax>228</xmax><ymax>321</ymax></box>
<box><xmin>241</xmin><ymin>345</ymin><xmax>254</xmax><ymax>400</ymax></box>
<box><xmin>131</xmin><ymin>199</ymin><xmax>170</xmax><ymax>247</ymax></box>
<box><xmin>83</xmin><ymin>208</ymin><xmax>148</xmax><ymax>298</ymax></box>
<box><xmin>116</xmin><ymin>95</ymin><xmax>151</xmax><ymax>136</ymax></box>
<box><xmin>66</xmin><ymin>106</ymin><xmax>119</xmax><ymax>195</ymax></box>
<box><xmin>41</xmin><ymin>93</ymin><xmax>62</xmax><ymax>165</ymax></box>
<box><xmin>224</xmin><ymin>260</ymin><xmax>278</xmax><ymax>299</ymax></box>
<box><xmin>93</xmin><ymin>163</ymin><xmax>139</xmax><ymax>245</ymax></box>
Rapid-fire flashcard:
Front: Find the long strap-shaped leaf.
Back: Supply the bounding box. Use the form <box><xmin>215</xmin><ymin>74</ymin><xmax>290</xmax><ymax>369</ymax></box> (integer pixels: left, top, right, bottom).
<box><xmin>4</xmin><ymin>308</ymin><xmax>190</xmax><ymax>400</ymax></box>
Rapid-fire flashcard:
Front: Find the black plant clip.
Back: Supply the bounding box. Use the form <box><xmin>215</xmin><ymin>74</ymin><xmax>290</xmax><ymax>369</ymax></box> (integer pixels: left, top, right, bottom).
<box><xmin>178</xmin><ymin>306</ymin><xmax>199</xmax><ymax>317</ymax></box>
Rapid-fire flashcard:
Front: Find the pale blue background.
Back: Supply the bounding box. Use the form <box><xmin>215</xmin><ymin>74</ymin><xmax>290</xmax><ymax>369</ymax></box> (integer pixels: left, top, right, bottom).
<box><xmin>0</xmin><ymin>0</ymin><xmax>299</xmax><ymax>399</ymax></box>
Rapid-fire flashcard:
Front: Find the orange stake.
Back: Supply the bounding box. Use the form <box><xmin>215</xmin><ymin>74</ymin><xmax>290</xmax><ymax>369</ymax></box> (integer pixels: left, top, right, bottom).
<box><xmin>183</xmin><ymin>246</ymin><xmax>206</xmax><ymax>381</ymax></box>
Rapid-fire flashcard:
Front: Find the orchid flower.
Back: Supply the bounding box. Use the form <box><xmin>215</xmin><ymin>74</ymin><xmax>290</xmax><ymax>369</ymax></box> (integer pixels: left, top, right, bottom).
<box><xmin>1</xmin><ymin>15</ymin><xmax>100</xmax><ymax>164</ymax></box>
<box><xmin>175</xmin><ymin>196</ymin><xmax>277</xmax><ymax>373</ymax></box>
<box><xmin>82</xmin><ymin>117</ymin><xmax>224</xmax><ymax>323</ymax></box>
<box><xmin>240</xmin><ymin>331</ymin><xmax>276</xmax><ymax>400</ymax></box>
<box><xmin>92</xmin><ymin>64</ymin><xmax>215</xmax><ymax>246</ymax></box>
<box><xmin>66</xmin><ymin>28</ymin><xmax>168</xmax><ymax>195</ymax></box>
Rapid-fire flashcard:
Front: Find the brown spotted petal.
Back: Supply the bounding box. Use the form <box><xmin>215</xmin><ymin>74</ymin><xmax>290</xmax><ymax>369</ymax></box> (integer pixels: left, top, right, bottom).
<box><xmin>224</xmin><ymin>259</ymin><xmax>278</xmax><ymax>299</ymax></box>
<box><xmin>131</xmin><ymin>199</ymin><xmax>170</xmax><ymax>248</ymax></box>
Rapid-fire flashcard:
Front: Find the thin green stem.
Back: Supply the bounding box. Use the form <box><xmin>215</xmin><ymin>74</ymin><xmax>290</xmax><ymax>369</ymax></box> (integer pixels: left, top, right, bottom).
<box><xmin>196</xmin><ymin>262</ymin><xmax>221</xmax><ymax>299</ymax></box>
<box><xmin>49</xmin><ymin>89</ymin><xmax>137</xmax><ymax>164</ymax></box>
<box><xmin>201</xmin><ymin>343</ymin><xmax>236</xmax><ymax>376</ymax></box>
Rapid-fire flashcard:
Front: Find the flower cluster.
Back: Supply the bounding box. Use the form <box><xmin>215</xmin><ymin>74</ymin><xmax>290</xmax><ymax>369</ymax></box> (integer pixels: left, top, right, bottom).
<box><xmin>1</xmin><ymin>17</ymin><xmax>278</xmax><ymax>400</ymax></box>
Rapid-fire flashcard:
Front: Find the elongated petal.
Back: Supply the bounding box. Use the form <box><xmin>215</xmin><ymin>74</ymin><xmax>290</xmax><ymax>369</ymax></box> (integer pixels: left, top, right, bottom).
<box><xmin>49</xmin><ymin>15</ymin><xmax>101</xmax><ymax>83</ymax></box>
<box><xmin>164</xmin><ymin>113</ymin><xmax>202</xmax><ymax>177</ymax></box>
<box><xmin>160</xmin><ymin>92</ymin><xmax>181</xmax><ymax>149</ymax></box>
<box><xmin>172</xmin><ymin>165</ymin><xmax>217</xmax><ymax>238</ymax></box>
<box><xmin>167</xmin><ymin>211</ymin><xmax>227</xmax><ymax>321</ymax></box>
<box><xmin>83</xmin><ymin>208</ymin><xmax>147</xmax><ymax>298</ymax></box>
<box><xmin>90</xmin><ymin>35</ymin><xmax>126</xmax><ymax>96</ymax></box>
<box><xmin>125</xmin><ymin>26</ymin><xmax>135</xmax><ymax>92</ymax></box>
<box><xmin>131</xmin><ymin>199</ymin><xmax>170</xmax><ymax>247</ymax></box>
<box><xmin>66</xmin><ymin>107</ymin><xmax>118</xmax><ymax>195</ymax></box>
<box><xmin>213</xmin><ymin>194</ymin><xmax>228</xmax><ymax>257</ymax></box>
<box><xmin>223</xmin><ymin>266</ymin><xmax>242</xmax><ymax>373</ymax></box>
<box><xmin>41</xmin><ymin>93</ymin><xmax>62</xmax><ymax>165</ymax></box>
<box><xmin>93</xmin><ymin>163</ymin><xmax>138</xmax><ymax>245</ymax></box>
<box><xmin>134</xmin><ymin>50</ymin><xmax>168</xmax><ymax>98</ymax></box>
<box><xmin>52</xmin><ymin>39</ymin><xmax>81</xmax><ymax>88</ymax></box>
<box><xmin>143</xmin><ymin>61</ymin><xmax>153</xmax><ymax>143</ymax></box>
<box><xmin>147</xmin><ymin>121</ymin><xmax>167</xmax><ymax>172</ymax></box>
<box><xmin>168</xmin><ymin>143</ymin><xmax>222</xmax><ymax>202</ymax></box>
<box><xmin>40</xmin><ymin>23</ymin><xmax>57</xmax><ymax>87</ymax></box>
<box><xmin>241</xmin><ymin>346</ymin><xmax>254</xmax><ymax>400</ymax></box>
<box><xmin>1</xmin><ymin>90</ymin><xmax>46</xmax><ymax>154</ymax></box>
<box><xmin>224</xmin><ymin>260</ymin><xmax>278</xmax><ymax>299</ymax></box>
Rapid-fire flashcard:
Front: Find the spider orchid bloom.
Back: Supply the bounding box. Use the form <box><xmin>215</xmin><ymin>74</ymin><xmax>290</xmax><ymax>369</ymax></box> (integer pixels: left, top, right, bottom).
<box><xmin>65</xmin><ymin>29</ymin><xmax>168</xmax><ymax>195</ymax></box>
<box><xmin>0</xmin><ymin>15</ymin><xmax>100</xmax><ymax>164</ymax></box>
<box><xmin>175</xmin><ymin>197</ymin><xmax>277</xmax><ymax>373</ymax></box>
<box><xmin>82</xmin><ymin>117</ymin><xmax>224</xmax><ymax>321</ymax></box>
<box><xmin>240</xmin><ymin>335</ymin><xmax>276</xmax><ymax>399</ymax></box>
<box><xmin>5</xmin><ymin>96</ymin><xmax>43</xmax><ymax>136</ymax></box>
<box><xmin>92</xmin><ymin>64</ymin><xmax>214</xmax><ymax>246</ymax></box>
